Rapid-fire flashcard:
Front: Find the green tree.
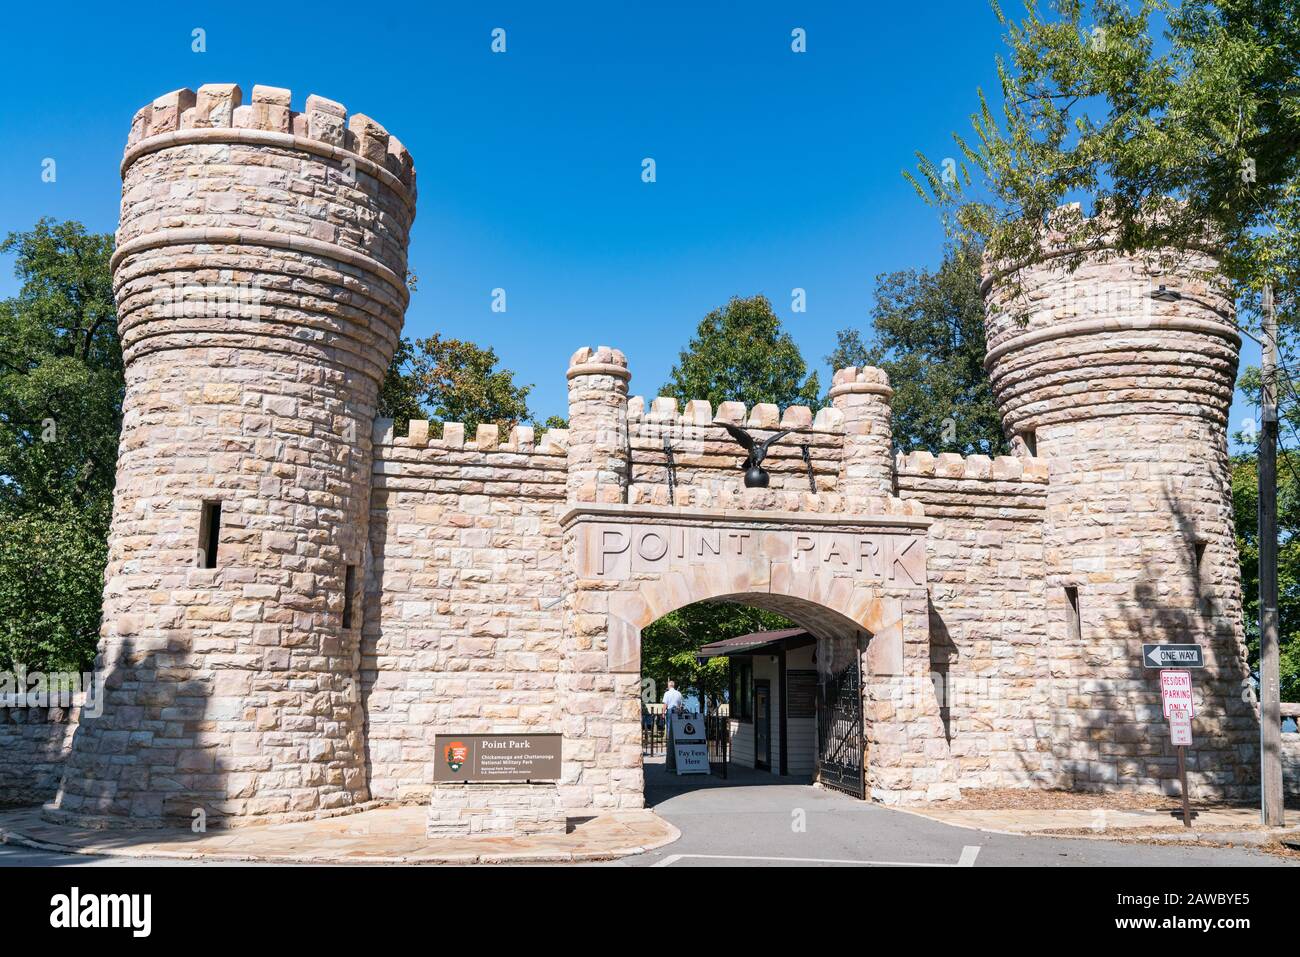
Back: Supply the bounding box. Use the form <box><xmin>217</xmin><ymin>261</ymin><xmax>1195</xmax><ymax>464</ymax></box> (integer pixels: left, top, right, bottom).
<box><xmin>641</xmin><ymin>601</ymin><xmax>793</xmax><ymax>710</ymax></box>
<box><xmin>0</xmin><ymin>220</ymin><xmax>122</xmax><ymax>671</ymax></box>
<box><xmin>661</xmin><ymin>295</ymin><xmax>820</xmax><ymax>409</ymax></box>
<box><xmin>910</xmin><ymin>0</ymin><xmax>1299</xmax><ymax>336</ymax></box>
<box><xmin>1231</xmin><ymin>452</ymin><xmax>1300</xmax><ymax>702</ymax></box>
<box><xmin>379</xmin><ymin>333</ymin><xmax>536</xmax><ymax>435</ymax></box>
<box><xmin>828</xmin><ymin>242</ymin><xmax>1007</xmax><ymax>455</ymax></box>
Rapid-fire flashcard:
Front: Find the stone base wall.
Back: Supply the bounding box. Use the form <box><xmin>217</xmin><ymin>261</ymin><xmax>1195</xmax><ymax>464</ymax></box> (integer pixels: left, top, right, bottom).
<box><xmin>1285</xmin><ymin>734</ymin><xmax>1300</xmax><ymax>798</ymax></box>
<box><xmin>895</xmin><ymin>451</ymin><xmax>1056</xmax><ymax>792</ymax></box>
<box><xmin>0</xmin><ymin>698</ymin><xmax>83</xmax><ymax>806</ymax></box>
<box><xmin>363</xmin><ymin>420</ymin><xmax>570</xmax><ymax>804</ymax></box>
<box><xmin>426</xmin><ymin>781</ymin><xmax>566</xmax><ymax>837</ymax></box>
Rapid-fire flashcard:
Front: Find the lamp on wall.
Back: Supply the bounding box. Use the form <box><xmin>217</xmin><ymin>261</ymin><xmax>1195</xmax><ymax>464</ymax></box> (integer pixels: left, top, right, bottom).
<box><xmin>1150</xmin><ymin>284</ymin><xmax>1182</xmax><ymax>302</ymax></box>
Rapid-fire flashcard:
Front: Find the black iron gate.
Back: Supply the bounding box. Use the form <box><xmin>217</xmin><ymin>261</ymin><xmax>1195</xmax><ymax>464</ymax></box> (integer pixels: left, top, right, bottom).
<box><xmin>817</xmin><ymin>660</ymin><xmax>865</xmax><ymax>799</ymax></box>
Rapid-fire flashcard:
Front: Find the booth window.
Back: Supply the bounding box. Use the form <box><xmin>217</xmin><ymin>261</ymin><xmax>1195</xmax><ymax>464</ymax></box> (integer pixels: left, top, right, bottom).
<box><xmin>729</xmin><ymin>659</ymin><xmax>753</xmax><ymax>720</ymax></box>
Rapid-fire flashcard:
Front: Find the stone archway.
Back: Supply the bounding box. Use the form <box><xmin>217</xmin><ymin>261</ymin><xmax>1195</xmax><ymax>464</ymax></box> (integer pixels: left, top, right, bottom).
<box><xmin>557</xmin><ymin>502</ymin><xmax>955</xmax><ymax>810</ymax></box>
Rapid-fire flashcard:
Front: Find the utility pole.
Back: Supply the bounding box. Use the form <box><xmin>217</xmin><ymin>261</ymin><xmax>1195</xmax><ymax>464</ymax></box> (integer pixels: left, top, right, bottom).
<box><xmin>1259</xmin><ymin>282</ymin><xmax>1285</xmax><ymax>827</ymax></box>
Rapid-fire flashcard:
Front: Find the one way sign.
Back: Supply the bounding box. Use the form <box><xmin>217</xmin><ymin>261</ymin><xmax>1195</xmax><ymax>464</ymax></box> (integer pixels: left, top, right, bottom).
<box><xmin>1143</xmin><ymin>644</ymin><xmax>1204</xmax><ymax>669</ymax></box>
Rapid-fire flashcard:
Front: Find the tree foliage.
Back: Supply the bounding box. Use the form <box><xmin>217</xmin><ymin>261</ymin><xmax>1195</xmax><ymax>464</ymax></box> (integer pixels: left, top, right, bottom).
<box><xmin>911</xmin><ymin>0</ymin><xmax>1299</xmax><ymax>332</ymax></box>
<box><xmin>641</xmin><ymin>601</ymin><xmax>794</xmax><ymax>707</ymax></box>
<box><xmin>828</xmin><ymin>241</ymin><xmax>1007</xmax><ymax>455</ymax></box>
<box><xmin>379</xmin><ymin>333</ymin><xmax>536</xmax><ymax>434</ymax></box>
<box><xmin>1231</xmin><ymin>453</ymin><xmax>1300</xmax><ymax>702</ymax></box>
<box><xmin>0</xmin><ymin>220</ymin><xmax>121</xmax><ymax>671</ymax></box>
<box><xmin>661</xmin><ymin>295</ymin><xmax>820</xmax><ymax>409</ymax></box>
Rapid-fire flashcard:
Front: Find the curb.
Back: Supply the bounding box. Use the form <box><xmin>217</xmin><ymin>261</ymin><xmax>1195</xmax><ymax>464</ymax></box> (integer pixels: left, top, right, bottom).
<box><xmin>0</xmin><ymin>817</ymin><xmax>681</xmax><ymax>866</ymax></box>
<box><xmin>879</xmin><ymin>804</ymin><xmax>1300</xmax><ymax>847</ymax></box>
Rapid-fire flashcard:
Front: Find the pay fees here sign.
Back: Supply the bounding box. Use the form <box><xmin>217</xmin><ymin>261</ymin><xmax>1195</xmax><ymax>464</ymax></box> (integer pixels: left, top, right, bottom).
<box><xmin>433</xmin><ymin>734</ymin><xmax>562</xmax><ymax>783</ymax></box>
<box><xmin>1159</xmin><ymin>670</ymin><xmax>1195</xmax><ymax>718</ymax></box>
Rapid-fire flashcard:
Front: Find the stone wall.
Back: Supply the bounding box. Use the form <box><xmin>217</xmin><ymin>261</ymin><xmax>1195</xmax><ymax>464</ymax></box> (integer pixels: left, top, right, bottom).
<box><xmin>0</xmin><ymin>698</ymin><xmax>83</xmax><ymax>806</ymax></box>
<box><xmin>895</xmin><ymin>450</ymin><xmax>1055</xmax><ymax>790</ymax></box>
<box><xmin>363</xmin><ymin>420</ymin><xmax>569</xmax><ymax>803</ymax></box>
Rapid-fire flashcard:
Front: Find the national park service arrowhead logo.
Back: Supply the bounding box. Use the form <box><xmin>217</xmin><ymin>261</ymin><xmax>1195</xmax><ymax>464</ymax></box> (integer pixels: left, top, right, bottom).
<box><xmin>444</xmin><ymin>741</ymin><xmax>468</xmax><ymax>774</ymax></box>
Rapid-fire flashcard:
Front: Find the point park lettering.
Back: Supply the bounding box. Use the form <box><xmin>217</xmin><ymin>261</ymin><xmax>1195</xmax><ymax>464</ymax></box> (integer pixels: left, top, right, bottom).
<box><xmin>588</xmin><ymin>523</ymin><xmax>925</xmax><ymax>585</ymax></box>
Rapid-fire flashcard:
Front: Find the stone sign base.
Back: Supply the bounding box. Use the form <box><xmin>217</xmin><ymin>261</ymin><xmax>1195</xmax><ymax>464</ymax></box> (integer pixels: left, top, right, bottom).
<box><xmin>426</xmin><ymin>782</ymin><xmax>567</xmax><ymax>838</ymax></box>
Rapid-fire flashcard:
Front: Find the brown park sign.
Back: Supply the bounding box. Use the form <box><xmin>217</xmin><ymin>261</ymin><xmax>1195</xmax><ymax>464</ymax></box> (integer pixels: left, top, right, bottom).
<box><xmin>433</xmin><ymin>733</ymin><xmax>562</xmax><ymax>783</ymax></box>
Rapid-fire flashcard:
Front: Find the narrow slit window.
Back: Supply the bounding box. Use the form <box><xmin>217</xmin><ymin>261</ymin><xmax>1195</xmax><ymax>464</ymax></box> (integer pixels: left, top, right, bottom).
<box><xmin>1193</xmin><ymin>541</ymin><xmax>1207</xmax><ymax>572</ymax></box>
<box><xmin>342</xmin><ymin>564</ymin><xmax>357</xmax><ymax>629</ymax></box>
<box><xmin>199</xmin><ymin>501</ymin><xmax>221</xmax><ymax>569</ymax></box>
<box><xmin>1020</xmin><ymin>430</ymin><xmax>1038</xmax><ymax>456</ymax></box>
<box><xmin>1064</xmin><ymin>586</ymin><xmax>1081</xmax><ymax>642</ymax></box>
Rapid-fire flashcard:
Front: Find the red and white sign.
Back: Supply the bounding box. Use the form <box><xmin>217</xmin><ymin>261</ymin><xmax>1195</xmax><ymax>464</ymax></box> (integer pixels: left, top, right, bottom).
<box><xmin>1168</xmin><ymin>706</ymin><xmax>1193</xmax><ymax>746</ymax></box>
<box><xmin>1160</xmin><ymin>669</ymin><xmax>1194</xmax><ymax>718</ymax></box>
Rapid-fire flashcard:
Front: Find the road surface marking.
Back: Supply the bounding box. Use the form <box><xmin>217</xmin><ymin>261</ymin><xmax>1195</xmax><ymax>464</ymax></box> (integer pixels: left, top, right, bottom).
<box><xmin>653</xmin><ymin>847</ymin><xmax>982</xmax><ymax>868</ymax></box>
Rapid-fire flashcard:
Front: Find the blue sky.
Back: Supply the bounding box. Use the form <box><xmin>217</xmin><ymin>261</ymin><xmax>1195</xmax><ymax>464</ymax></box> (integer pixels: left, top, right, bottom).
<box><xmin>0</xmin><ymin>0</ymin><xmax>1258</xmax><ymax>435</ymax></box>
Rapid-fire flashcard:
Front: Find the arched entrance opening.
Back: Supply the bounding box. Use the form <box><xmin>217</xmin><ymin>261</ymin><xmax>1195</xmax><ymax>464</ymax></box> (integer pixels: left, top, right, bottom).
<box><xmin>637</xmin><ymin>595</ymin><xmax>875</xmax><ymax>803</ymax></box>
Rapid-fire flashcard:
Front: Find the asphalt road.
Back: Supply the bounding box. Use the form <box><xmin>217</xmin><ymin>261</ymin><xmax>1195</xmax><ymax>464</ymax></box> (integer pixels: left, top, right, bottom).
<box><xmin>1</xmin><ymin>766</ymin><xmax>1292</xmax><ymax>867</ymax></box>
<box><xmin>618</xmin><ymin>766</ymin><xmax>1296</xmax><ymax>867</ymax></box>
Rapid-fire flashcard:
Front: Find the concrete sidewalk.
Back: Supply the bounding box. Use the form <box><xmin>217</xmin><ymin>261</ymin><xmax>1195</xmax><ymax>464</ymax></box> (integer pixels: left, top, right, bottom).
<box><xmin>897</xmin><ymin>804</ymin><xmax>1300</xmax><ymax>846</ymax></box>
<box><xmin>0</xmin><ymin>805</ymin><xmax>679</xmax><ymax>864</ymax></box>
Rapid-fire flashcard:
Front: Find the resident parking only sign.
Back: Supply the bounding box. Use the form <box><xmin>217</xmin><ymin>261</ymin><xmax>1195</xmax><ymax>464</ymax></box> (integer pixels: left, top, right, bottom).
<box><xmin>1142</xmin><ymin>643</ymin><xmax>1204</xmax><ymax>668</ymax></box>
<box><xmin>1159</xmin><ymin>670</ymin><xmax>1195</xmax><ymax>718</ymax></box>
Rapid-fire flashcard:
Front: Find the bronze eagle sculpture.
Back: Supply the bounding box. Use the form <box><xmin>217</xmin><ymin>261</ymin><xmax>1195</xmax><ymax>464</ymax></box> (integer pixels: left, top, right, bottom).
<box><xmin>719</xmin><ymin>422</ymin><xmax>792</xmax><ymax>488</ymax></box>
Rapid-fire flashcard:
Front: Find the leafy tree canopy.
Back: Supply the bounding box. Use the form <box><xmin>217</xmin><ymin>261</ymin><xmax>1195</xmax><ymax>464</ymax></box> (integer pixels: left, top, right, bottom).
<box><xmin>641</xmin><ymin>601</ymin><xmax>794</xmax><ymax>709</ymax></box>
<box><xmin>828</xmin><ymin>241</ymin><xmax>1007</xmax><ymax>455</ymax></box>
<box><xmin>661</xmin><ymin>295</ymin><xmax>820</xmax><ymax>410</ymax></box>
<box><xmin>911</xmin><ymin>0</ymin><xmax>1299</xmax><ymax>336</ymax></box>
<box><xmin>0</xmin><ymin>220</ymin><xmax>121</xmax><ymax>671</ymax></box>
<box><xmin>379</xmin><ymin>333</ymin><xmax>537</xmax><ymax>434</ymax></box>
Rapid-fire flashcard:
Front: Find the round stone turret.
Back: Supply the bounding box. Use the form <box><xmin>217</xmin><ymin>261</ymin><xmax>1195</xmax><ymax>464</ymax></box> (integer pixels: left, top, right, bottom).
<box><xmin>982</xmin><ymin>211</ymin><xmax>1256</xmax><ymax>796</ymax></box>
<box><xmin>566</xmin><ymin>345</ymin><xmax>630</xmax><ymax>504</ymax></box>
<box><xmin>829</xmin><ymin>365</ymin><xmax>894</xmax><ymax>496</ymax></box>
<box><xmin>49</xmin><ymin>84</ymin><xmax>417</xmax><ymax>827</ymax></box>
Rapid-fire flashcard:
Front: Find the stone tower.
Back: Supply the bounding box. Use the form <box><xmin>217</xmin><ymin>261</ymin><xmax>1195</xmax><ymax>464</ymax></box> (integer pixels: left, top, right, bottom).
<box><xmin>982</xmin><ymin>212</ymin><xmax>1258</xmax><ymax>796</ymax></box>
<box><xmin>48</xmin><ymin>84</ymin><xmax>417</xmax><ymax>826</ymax></box>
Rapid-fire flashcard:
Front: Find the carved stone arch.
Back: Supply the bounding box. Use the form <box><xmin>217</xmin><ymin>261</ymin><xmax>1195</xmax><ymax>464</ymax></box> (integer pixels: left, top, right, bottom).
<box><xmin>604</xmin><ymin>567</ymin><xmax>904</xmax><ymax>679</ymax></box>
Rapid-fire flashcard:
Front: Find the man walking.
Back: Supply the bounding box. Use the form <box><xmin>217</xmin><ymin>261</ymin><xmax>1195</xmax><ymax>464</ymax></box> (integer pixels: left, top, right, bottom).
<box><xmin>663</xmin><ymin>680</ymin><xmax>683</xmax><ymax>717</ymax></box>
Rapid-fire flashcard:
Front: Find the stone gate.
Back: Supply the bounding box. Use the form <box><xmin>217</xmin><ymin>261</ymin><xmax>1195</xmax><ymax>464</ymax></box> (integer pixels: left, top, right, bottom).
<box><xmin>13</xmin><ymin>83</ymin><xmax>1271</xmax><ymax>828</ymax></box>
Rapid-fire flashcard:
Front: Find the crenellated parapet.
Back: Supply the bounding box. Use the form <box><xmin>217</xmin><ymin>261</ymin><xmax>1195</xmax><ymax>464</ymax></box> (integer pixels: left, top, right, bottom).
<box><xmin>894</xmin><ymin>450</ymin><xmax>1048</xmax><ymax>522</ymax></box>
<box><xmin>372</xmin><ymin>418</ymin><xmax>571</xmax><ymax>498</ymax></box>
<box><xmin>626</xmin><ymin>394</ymin><xmax>844</xmax><ymax>499</ymax></box>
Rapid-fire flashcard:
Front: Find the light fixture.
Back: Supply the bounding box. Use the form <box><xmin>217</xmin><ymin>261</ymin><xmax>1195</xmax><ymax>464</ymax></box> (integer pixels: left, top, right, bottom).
<box><xmin>1149</xmin><ymin>284</ymin><xmax>1182</xmax><ymax>302</ymax></box>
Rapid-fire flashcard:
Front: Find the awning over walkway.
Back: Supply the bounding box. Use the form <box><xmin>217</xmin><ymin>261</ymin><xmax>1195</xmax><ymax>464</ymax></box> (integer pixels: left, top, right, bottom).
<box><xmin>697</xmin><ymin>628</ymin><xmax>814</xmax><ymax>659</ymax></box>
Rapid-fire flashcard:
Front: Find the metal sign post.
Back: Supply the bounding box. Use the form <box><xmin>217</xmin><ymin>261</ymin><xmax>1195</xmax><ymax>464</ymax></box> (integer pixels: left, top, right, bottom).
<box><xmin>1145</xmin><ymin>648</ymin><xmax>1202</xmax><ymax>829</ymax></box>
<box><xmin>1169</xmin><ymin>706</ymin><xmax>1194</xmax><ymax>828</ymax></box>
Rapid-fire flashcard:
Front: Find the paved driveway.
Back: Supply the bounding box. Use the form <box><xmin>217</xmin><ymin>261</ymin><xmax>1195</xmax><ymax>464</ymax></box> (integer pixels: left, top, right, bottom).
<box><xmin>622</xmin><ymin>763</ymin><xmax>1295</xmax><ymax>867</ymax></box>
